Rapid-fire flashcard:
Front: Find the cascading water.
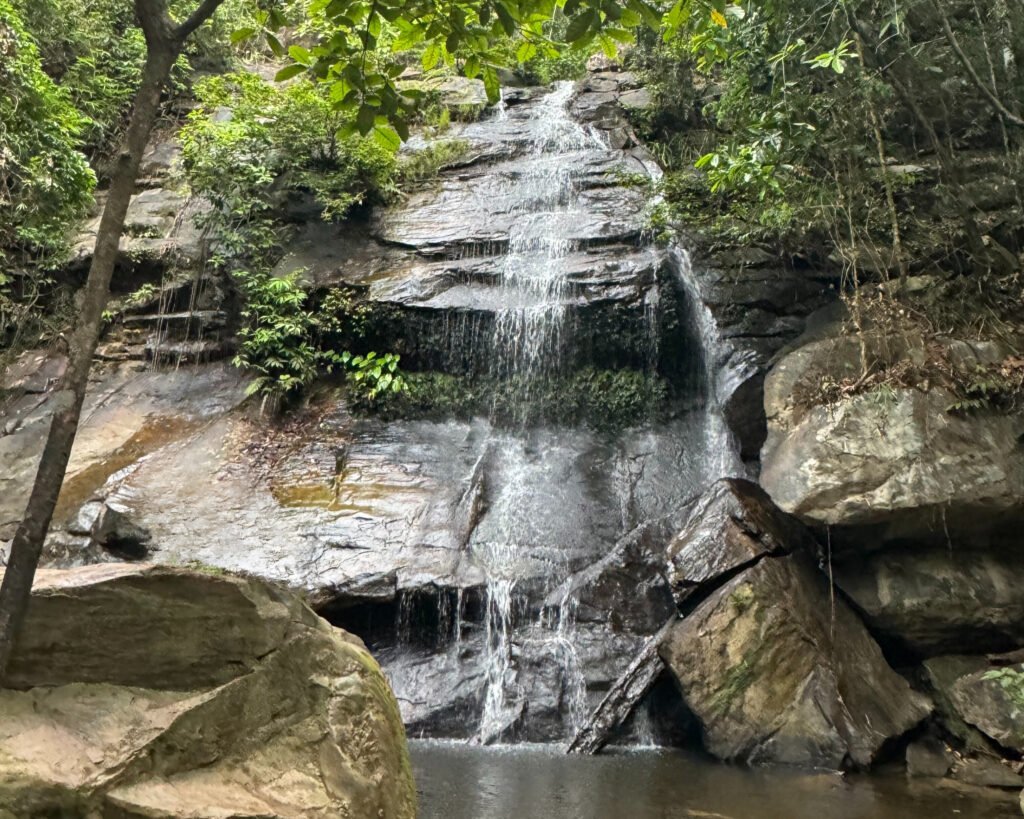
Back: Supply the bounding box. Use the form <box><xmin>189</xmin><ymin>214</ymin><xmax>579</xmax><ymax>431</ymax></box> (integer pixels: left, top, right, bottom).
<box><xmin>488</xmin><ymin>83</ymin><xmax>606</xmax><ymax>409</ymax></box>
<box><xmin>668</xmin><ymin>245</ymin><xmax>745</xmax><ymax>482</ymax></box>
<box><xmin>472</xmin><ymin>83</ymin><xmax>608</xmax><ymax>742</ymax></box>
<box><xmin>339</xmin><ymin>80</ymin><xmax>744</xmax><ymax>747</ymax></box>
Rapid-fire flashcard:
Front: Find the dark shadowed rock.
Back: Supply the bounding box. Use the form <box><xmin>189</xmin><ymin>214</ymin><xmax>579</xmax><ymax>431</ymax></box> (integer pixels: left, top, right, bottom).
<box><xmin>906</xmin><ymin>737</ymin><xmax>954</xmax><ymax>778</ymax></box>
<box><xmin>568</xmin><ymin>616</ymin><xmax>676</xmax><ymax>754</ymax></box>
<box><xmin>950</xmin><ymin>756</ymin><xmax>1024</xmax><ymax>789</ymax></box>
<box><xmin>546</xmin><ymin>521</ymin><xmax>676</xmax><ymax>635</ymax></box>
<box><xmin>836</xmin><ymin>545</ymin><xmax>1024</xmax><ymax>656</ymax></box>
<box><xmin>667</xmin><ymin>246</ymin><xmax>836</xmax><ymax>461</ymax></box>
<box><xmin>91</xmin><ymin>503</ymin><xmax>152</xmax><ymax>557</ymax></box>
<box><xmin>929</xmin><ymin>659</ymin><xmax>1024</xmax><ymax>754</ymax></box>
<box><xmin>665</xmin><ymin>478</ymin><xmax>817</xmax><ymax>607</ymax></box>
<box><xmin>921</xmin><ymin>655</ymin><xmax>998</xmax><ymax>752</ymax></box>
<box><xmin>660</xmin><ymin>554</ymin><xmax>931</xmax><ymax>769</ymax></box>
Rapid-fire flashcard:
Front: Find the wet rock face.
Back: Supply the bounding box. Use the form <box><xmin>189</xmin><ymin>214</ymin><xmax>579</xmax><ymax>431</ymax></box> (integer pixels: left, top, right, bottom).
<box><xmin>665</xmin><ymin>478</ymin><xmax>818</xmax><ymax>607</ymax></box>
<box><xmin>660</xmin><ymin>554</ymin><xmax>932</xmax><ymax>769</ymax></box>
<box><xmin>835</xmin><ymin>544</ymin><xmax>1024</xmax><ymax>656</ymax></box>
<box><xmin>671</xmin><ymin>246</ymin><xmax>836</xmax><ymax>461</ymax></box>
<box><xmin>0</xmin><ymin>357</ymin><xmax>246</xmax><ymax>546</ymax></box>
<box><xmin>279</xmin><ymin>83</ymin><xmax>675</xmax><ymax>376</ymax></box>
<box><xmin>0</xmin><ymin>563</ymin><xmax>416</xmax><ymax>819</ymax></box>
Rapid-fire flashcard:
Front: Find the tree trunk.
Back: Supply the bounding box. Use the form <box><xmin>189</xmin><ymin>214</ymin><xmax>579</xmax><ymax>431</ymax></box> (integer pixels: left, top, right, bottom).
<box><xmin>0</xmin><ymin>0</ymin><xmax>223</xmax><ymax>680</ymax></box>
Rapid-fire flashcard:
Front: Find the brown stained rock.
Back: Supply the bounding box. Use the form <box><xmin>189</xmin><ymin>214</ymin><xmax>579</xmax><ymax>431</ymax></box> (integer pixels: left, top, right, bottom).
<box><xmin>660</xmin><ymin>554</ymin><xmax>931</xmax><ymax>769</ymax></box>
<box><xmin>0</xmin><ymin>563</ymin><xmax>416</xmax><ymax>819</ymax></box>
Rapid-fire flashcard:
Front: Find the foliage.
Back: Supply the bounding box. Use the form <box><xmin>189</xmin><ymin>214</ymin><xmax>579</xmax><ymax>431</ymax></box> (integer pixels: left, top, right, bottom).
<box><xmin>13</xmin><ymin>0</ymin><xmax>150</xmax><ymax>159</ymax></box>
<box><xmin>331</xmin><ymin>350</ymin><xmax>408</xmax><ymax>403</ymax></box>
<box><xmin>397</xmin><ymin>139</ymin><xmax>472</xmax><ymax>185</ymax></box>
<box><xmin>632</xmin><ymin>0</ymin><xmax>1024</xmax><ymax>280</ymax></box>
<box><xmin>244</xmin><ymin>0</ymin><xmax>738</xmax><ymax>145</ymax></box>
<box><xmin>11</xmin><ymin>0</ymin><xmax>256</xmax><ymax>161</ymax></box>
<box><xmin>948</xmin><ymin>357</ymin><xmax>1024</xmax><ymax>414</ymax></box>
<box><xmin>182</xmin><ymin>71</ymin><xmax>398</xmax><ymax>232</ymax></box>
<box><xmin>515</xmin><ymin>11</ymin><xmax>590</xmax><ymax>84</ymax></box>
<box><xmin>983</xmin><ymin>666</ymin><xmax>1024</xmax><ymax>711</ymax></box>
<box><xmin>123</xmin><ymin>283</ymin><xmax>160</xmax><ymax>311</ymax></box>
<box><xmin>231</xmin><ymin>269</ymin><xmax>408</xmax><ymax>406</ymax></box>
<box><xmin>0</xmin><ymin>0</ymin><xmax>95</xmax><ymax>262</ymax></box>
<box><xmin>233</xmin><ymin>269</ymin><xmax>322</xmax><ymax>402</ymax></box>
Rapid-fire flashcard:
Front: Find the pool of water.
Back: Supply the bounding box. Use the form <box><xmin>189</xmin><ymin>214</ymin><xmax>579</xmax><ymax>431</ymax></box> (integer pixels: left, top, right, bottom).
<box><xmin>411</xmin><ymin>741</ymin><xmax>1019</xmax><ymax>819</ymax></box>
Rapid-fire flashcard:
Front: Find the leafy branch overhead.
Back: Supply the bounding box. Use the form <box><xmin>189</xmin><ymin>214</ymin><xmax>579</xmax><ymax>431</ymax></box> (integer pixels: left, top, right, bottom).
<box><xmin>241</xmin><ymin>0</ymin><xmax>739</xmax><ymax>147</ymax></box>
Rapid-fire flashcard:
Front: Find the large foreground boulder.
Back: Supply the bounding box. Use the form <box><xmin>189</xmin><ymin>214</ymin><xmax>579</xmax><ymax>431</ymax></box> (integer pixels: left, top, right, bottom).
<box><xmin>0</xmin><ymin>563</ymin><xmax>416</xmax><ymax>818</ymax></box>
<box><xmin>660</xmin><ymin>554</ymin><xmax>931</xmax><ymax>769</ymax></box>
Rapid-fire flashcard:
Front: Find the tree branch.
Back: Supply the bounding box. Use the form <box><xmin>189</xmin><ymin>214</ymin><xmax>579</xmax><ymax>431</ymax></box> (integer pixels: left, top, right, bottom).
<box><xmin>175</xmin><ymin>0</ymin><xmax>227</xmax><ymax>44</ymax></box>
<box><xmin>135</xmin><ymin>0</ymin><xmax>176</xmax><ymax>48</ymax></box>
<box><xmin>931</xmin><ymin>0</ymin><xmax>1024</xmax><ymax>127</ymax></box>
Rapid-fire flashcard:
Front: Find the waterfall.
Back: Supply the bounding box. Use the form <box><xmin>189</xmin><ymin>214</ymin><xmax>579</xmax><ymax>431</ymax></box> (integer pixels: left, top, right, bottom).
<box><xmin>361</xmin><ymin>81</ymin><xmax>744</xmax><ymax>747</ymax></box>
<box><xmin>489</xmin><ymin>82</ymin><xmax>603</xmax><ymax>405</ymax></box>
<box><xmin>668</xmin><ymin>245</ymin><xmax>744</xmax><ymax>482</ymax></box>
<box><xmin>474</xmin><ymin>83</ymin><xmax>609</xmax><ymax>742</ymax></box>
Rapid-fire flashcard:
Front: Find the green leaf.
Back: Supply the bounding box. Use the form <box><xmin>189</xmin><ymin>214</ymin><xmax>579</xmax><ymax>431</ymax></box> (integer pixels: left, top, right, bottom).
<box><xmin>288</xmin><ymin>45</ymin><xmax>311</xmax><ymax>65</ymax></box>
<box><xmin>372</xmin><ymin>124</ymin><xmax>402</xmax><ymax>151</ymax></box>
<box><xmin>565</xmin><ymin>9</ymin><xmax>599</xmax><ymax>43</ymax></box>
<box><xmin>422</xmin><ymin>43</ymin><xmax>442</xmax><ymax>70</ymax></box>
<box><xmin>356</xmin><ymin>104</ymin><xmax>376</xmax><ymax>134</ymax></box>
<box><xmin>230</xmin><ymin>27</ymin><xmax>256</xmax><ymax>45</ymax></box>
<box><xmin>493</xmin><ymin>2</ymin><xmax>516</xmax><ymax>34</ymax></box>
<box><xmin>266</xmin><ymin>32</ymin><xmax>286</xmax><ymax>58</ymax></box>
<box><xmin>482</xmin><ymin>66</ymin><xmax>500</xmax><ymax>104</ymax></box>
<box><xmin>516</xmin><ymin>40</ymin><xmax>538</xmax><ymax>63</ymax></box>
<box><xmin>275</xmin><ymin>64</ymin><xmax>307</xmax><ymax>82</ymax></box>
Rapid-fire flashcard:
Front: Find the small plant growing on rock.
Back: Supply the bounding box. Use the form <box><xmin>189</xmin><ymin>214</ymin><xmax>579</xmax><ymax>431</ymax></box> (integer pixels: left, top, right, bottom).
<box><xmin>329</xmin><ymin>350</ymin><xmax>408</xmax><ymax>405</ymax></box>
<box><xmin>982</xmin><ymin>666</ymin><xmax>1024</xmax><ymax>711</ymax></box>
<box><xmin>232</xmin><ymin>270</ymin><xmax>319</xmax><ymax>406</ymax></box>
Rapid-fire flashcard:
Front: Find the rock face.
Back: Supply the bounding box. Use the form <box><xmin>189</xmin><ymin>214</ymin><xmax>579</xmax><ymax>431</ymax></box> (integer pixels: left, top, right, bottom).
<box><xmin>836</xmin><ymin>545</ymin><xmax>1024</xmax><ymax>656</ymax></box>
<box><xmin>0</xmin><ymin>563</ymin><xmax>416</xmax><ymax>818</ymax></box>
<box><xmin>276</xmin><ymin>80</ymin><xmax>676</xmax><ymax>378</ymax></box>
<box><xmin>924</xmin><ymin>656</ymin><xmax>1024</xmax><ymax>755</ymax></box>
<box><xmin>660</xmin><ymin>554</ymin><xmax>932</xmax><ymax>768</ymax></box>
<box><xmin>671</xmin><ymin>247</ymin><xmax>836</xmax><ymax>461</ymax></box>
<box><xmin>665</xmin><ymin>478</ymin><xmax>817</xmax><ymax>607</ymax></box>
<box><xmin>761</xmin><ymin>333</ymin><xmax>1024</xmax><ymax>535</ymax></box>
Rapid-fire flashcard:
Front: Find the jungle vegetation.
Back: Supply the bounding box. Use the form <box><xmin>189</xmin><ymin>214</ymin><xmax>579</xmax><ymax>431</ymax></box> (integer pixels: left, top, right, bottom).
<box><xmin>0</xmin><ymin>0</ymin><xmax>1022</xmax><ymax>678</ymax></box>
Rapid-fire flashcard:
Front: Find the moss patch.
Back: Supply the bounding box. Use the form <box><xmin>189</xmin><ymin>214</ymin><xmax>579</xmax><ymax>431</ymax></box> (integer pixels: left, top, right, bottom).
<box><xmin>360</xmin><ymin>367</ymin><xmax>671</xmax><ymax>430</ymax></box>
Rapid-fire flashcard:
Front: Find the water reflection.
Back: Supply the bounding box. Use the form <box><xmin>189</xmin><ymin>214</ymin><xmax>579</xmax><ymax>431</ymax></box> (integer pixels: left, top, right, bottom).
<box><xmin>412</xmin><ymin>741</ymin><xmax>1017</xmax><ymax>819</ymax></box>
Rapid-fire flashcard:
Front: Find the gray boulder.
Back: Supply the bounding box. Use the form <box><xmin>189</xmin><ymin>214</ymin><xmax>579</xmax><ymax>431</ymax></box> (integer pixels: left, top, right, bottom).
<box><xmin>665</xmin><ymin>478</ymin><xmax>817</xmax><ymax>607</ymax></box>
<box><xmin>924</xmin><ymin>657</ymin><xmax>1024</xmax><ymax>754</ymax></box>
<box><xmin>761</xmin><ymin>333</ymin><xmax>1024</xmax><ymax>534</ymax></box>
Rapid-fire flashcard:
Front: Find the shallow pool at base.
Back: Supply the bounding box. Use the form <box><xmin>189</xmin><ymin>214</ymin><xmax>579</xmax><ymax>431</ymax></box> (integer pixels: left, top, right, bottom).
<box><xmin>411</xmin><ymin>741</ymin><xmax>1018</xmax><ymax>819</ymax></box>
